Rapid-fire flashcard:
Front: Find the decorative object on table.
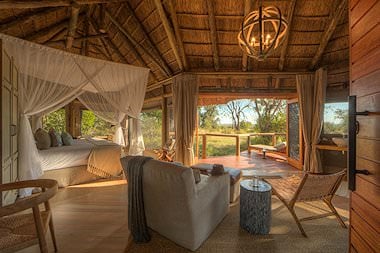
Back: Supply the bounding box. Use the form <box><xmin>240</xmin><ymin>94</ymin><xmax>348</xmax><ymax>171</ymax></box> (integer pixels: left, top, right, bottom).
<box><xmin>237</xmin><ymin>0</ymin><xmax>288</xmax><ymax>60</ymax></box>
<box><xmin>211</xmin><ymin>164</ymin><xmax>225</xmax><ymax>176</ymax></box>
<box><xmin>265</xmin><ymin>170</ymin><xmax>347</xmax><ymax>237</ymax></box>
<box><xmin>252</xmin><ymin>176</ymin><xmax>260</xmax><ymax>187</ymax></box>
<box><xmin>240</xmin><ymin>179</ymin><xmax>272</xmax><ymax>234</ymax></box>
<box><xmin>0</xmin><ymin>179</ymin><xmax>58</xmax><ymax>253</ymax></box>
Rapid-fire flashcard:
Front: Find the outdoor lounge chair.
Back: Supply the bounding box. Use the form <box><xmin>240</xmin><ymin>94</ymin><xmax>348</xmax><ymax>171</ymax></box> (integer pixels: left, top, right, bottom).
<box><xmin>265</xmin><ymin>170</ymin><xmax>347</xmax><ymax>237</ymax></box>
<box><xmin>248</xmin><ymin>142</ymin><xmax>286</xmax><ymax>158</ymax></box>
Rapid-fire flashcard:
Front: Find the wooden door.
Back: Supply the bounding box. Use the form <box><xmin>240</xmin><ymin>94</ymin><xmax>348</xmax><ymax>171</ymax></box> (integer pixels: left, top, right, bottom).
<box><xmin>1</xmin><ymin>40</ymin><xmax>19</xmax><ymax>205</ymax></box>
<box><xmin>286</xmin><ymin>99</ymin><xmax>303</xmax><ymax>169</ymax></box>
<box><xmin>349</xmin><ymin>1</ymin><xmax>380</xmax><ymax>252</ymax></box>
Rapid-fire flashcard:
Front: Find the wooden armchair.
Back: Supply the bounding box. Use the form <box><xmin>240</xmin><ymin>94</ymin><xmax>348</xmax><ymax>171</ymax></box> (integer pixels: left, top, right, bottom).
<box><xmin>265</xmin><ymin>170</ymin><xmax>347</xmax><ymax>237</ymax></box>
<box><xmin>0</xmin><ymin>179</ymin><xmax>58</xmax><ymax>253</ymax></box>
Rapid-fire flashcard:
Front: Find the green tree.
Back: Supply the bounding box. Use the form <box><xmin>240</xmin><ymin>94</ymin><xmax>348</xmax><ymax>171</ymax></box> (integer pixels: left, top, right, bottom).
<box><xmin>43</xmin><ymin>109</ymin><xmax>66</xmax><ymax>132</ymax></box>
<box><xmin>220</xmin><ymin>100</ymin><xmax>251</xmax><ymax>130</ymax></box>
<box><xmin>251</xmin><ymin>99</ymin><xmax>286</xmax><ymax>144</ymax></box>
<box><xmin>198</xmin><ymin>105</ymin><xmax>220</xmax><ymax>129</ymax></box>
<box><xmin>140</xmin><ymin>110</ymin><xmax>162</xmax><ymax>150</ymax></box>
<box><xmin>80</xmin><ymin>110</ymin><xmax>115</xmax><ymax>136</ymax></box>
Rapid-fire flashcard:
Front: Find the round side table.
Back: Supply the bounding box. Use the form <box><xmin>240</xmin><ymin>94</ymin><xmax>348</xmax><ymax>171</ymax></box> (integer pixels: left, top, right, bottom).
<box><xmin>240</xmin><ymin>179</ymin><xmax>272</xmax><ymax>234</ymax></box>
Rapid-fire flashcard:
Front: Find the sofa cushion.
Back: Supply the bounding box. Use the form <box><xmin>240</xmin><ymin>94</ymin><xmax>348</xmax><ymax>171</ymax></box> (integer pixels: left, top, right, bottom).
<box><xmin>61</xmin><ymin>132</ymin><xmax>73</xmax><ymax>146</ymax></box>
<box><xmin>192</xmin><ymin>168</ymin><xmax>201</xmax><ymax>184</ymax></box>
<box><xmin>34</xmin><ymin>128</ymin><xmax>51</xmax><ymax>150</ymax></box>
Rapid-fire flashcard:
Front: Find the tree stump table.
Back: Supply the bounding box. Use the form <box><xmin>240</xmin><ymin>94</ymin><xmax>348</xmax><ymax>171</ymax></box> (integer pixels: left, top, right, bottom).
<box><xmin>240</xmin><ymin>179</ymin><xmax>272</xmax><ymax>234</ymax></box>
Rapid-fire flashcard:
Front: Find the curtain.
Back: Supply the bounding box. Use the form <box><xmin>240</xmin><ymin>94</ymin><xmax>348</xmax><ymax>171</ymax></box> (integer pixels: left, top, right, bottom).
<box><xmin>296</xmin><ymin>68</ymin><xmax>327</xmax><ymax>173</ymax></box>
<box><xmin>0</xmin><ymin>33</ymin><xmax>149</xmax><ymax>191</ymax></box>
<box><xmin>172</xmin><ymin>74</ymin><xmax>199</xmax><ymax>166</ymax></box>
<box><xmin>128</xmin><ymin>117</ymin><xmax>145</xmax><ymax>155</ymax></box>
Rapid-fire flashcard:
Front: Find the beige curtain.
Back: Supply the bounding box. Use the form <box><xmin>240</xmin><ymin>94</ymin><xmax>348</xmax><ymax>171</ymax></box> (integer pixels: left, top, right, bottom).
<box><xmin>296</xmin><ymin>68</ymin><xmax>327</xmax><ymax>173</ymax></box>
<box><xmin>172</xmin><ymin>74</ymin><xmax>199</xmax><ymax>166</ymax></box>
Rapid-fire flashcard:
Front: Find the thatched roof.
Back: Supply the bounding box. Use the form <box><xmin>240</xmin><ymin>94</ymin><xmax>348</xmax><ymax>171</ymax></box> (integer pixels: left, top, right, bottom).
<box><xmin>0</xmin><ymin>0</ymin><xmax>349</xmax><ymax>107</ymax></box>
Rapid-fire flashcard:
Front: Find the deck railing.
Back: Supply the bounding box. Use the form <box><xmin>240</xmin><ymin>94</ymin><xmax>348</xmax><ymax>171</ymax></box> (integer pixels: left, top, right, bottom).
<box><xmin>197</xmin><ymin>132</ymin><xmax>286</xmax><ymax>159</ymax></box>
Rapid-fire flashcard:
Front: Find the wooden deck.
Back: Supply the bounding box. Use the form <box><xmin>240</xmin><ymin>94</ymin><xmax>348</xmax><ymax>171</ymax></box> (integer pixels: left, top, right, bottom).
<box><xmin>196</xmin><ymin>150</ymin><xmax>299</xmax><ymax>178</ymax></box>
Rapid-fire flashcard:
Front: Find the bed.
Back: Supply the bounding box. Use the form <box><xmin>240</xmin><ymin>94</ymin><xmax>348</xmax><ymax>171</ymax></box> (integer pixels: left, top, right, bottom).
<box><xmin>38</xmin><ymin>138</ymin><xmax>124</xmax><ymax>187</ymax></box>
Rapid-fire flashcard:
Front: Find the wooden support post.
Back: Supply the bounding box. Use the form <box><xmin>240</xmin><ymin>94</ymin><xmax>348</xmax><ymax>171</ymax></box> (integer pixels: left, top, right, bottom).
<box><xmin>81</xmin><ymin>14</ymin><xmax>89</xmax><ymax>56</ymax></box>
<box><xmin>272</xmin><ymin>134</ymin><xmax>277</xmax><ymax>146</ymax></box>
<box><xmin>195</xmin><ymin>110</ymin><xmax>199</xmax><ymax>160</ymax></box>
<box><xmin>98</xmin><ymin>4</ymin><xmax>106</xmax><ymax>33</ymax></box>
<box><xmin>66</xmin><ymin>3</ymin><xmax>80</xmax><ymax>49</ymax></box>
<box><xmin>161</xmin><ymin>96</ymin><xmax>169</xmax><ymax>147</ymax></box>
<box><xmin>202</xmin><ymin>135</ymin><xmax>207</xmax><ymax>159</ymax></box>
<box><xmin>247</xmin><ymin>135</ymin><xmax>251</xmax><ymax>154</ymax></box>
<box><xmin>242</xmin><ymin>0</ymin><xmax>252</xmax><ymax>71</ymax></box>
<box><xmin>236</xmin><ymin>136</ymin><xmax>241</xmax><ymax>156</ymax></box>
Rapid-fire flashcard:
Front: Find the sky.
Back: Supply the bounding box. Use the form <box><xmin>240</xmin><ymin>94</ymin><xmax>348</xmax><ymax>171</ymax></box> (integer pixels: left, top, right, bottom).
<box><xmin>212</xmin><ymin>100</ymin><xmax>348</xmax><ymax>125</ymax></box>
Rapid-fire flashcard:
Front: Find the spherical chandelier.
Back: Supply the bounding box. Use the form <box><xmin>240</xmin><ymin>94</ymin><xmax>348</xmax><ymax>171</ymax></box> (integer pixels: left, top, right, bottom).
<box><xmin>238</xmin><ymin>0</ymin><xmax>288</xmax><ymax>61</ymax></box>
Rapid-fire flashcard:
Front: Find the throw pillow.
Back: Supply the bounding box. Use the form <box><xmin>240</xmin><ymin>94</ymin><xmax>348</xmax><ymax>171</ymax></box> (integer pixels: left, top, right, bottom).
<box><xmin>211</xmin><ymin>164</ymin><xmax>224</xmax><ymax>176</ymax></box>
<box><xmin>192</xmin><ymin>168</ymin><xmax>201</xmax><ymax>184</ymax></box>
<box><xmin>61</xmin><ymin>132</ymin><xmax>73</xmax><ymax>146</ymax></box>
<box><xmin>49</xmin><ymin>128</ymin><xmax>63</xmax><ymax>147</ymax></box>
<box><xmin>34</xmin><ymin>128</ymin><xmax>51</xmax><ymax>150</ymax></box>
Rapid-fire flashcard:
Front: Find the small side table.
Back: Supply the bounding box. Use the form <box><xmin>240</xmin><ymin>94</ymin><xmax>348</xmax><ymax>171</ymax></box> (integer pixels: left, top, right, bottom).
<box><xmin>240</xmin><ymin>179</ymin><xmax>272</xmax><ymax>234</ymax></box>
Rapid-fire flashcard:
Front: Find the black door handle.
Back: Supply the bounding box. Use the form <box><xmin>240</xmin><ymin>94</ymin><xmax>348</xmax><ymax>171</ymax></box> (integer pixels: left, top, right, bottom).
<box><xmin>356</xmin><ymin>169</ymin><xmax>370</xmax><ymax>175</ymax></box>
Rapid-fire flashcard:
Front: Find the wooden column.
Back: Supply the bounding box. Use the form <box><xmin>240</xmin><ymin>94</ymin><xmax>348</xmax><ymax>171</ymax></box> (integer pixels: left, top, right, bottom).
<box><xmin>66</xmin><ymin>3</ymin><xmax>80</xmax><ymax>49</ymax></box>
<box><xmin>236</xmin><ymin>136</ymin><xmax>241</xmax><ymax>156</ymax></box>
<box><xmin>161</xmin><ymin>96</ymin><xmax>169</xmax><ymax>147</ymax></box>
<box><xmin>202</xmin><ymin>135</ymin><xmax>207</xmax><ymax>159</ymax></box>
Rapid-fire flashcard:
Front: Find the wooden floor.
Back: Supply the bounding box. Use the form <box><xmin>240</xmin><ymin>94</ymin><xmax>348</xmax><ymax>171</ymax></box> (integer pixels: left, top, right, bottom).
<box><xmin>197</xmin><ymin>151</ymin><xmax>298</xmax><ymax>177</ymax></box>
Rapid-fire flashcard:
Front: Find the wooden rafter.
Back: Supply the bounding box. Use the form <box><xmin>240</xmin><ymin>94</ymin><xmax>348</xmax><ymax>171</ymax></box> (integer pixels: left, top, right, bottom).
<box><xmin>105</xmin><ymin>8</ymin><xmax>171</xmax><ymax>77</ymax></box>
<box><xmin>66</xmin><ymin>3</ymin><xmax>81</xmax><ymax>49</ymax></box>
<box><xmin>278</xmin><ymin>0</ymin><xmax>297</xmax><ymax>71</ymax></box>
<box><xmin>309</xmin><ymin>0</ymin><xmax>347</xmax><ymax>70</ymax></box>
<box><xmin>122</xmin><ymin>3</ymin><xmax>173</xmax><ymax>76</ymax></box>
<box><xmin>206</xmin><ymin>0</ymin><xmax>220</xmax><ymax>71</ymax></box>
<box><xmin>98</xmin><ymin>4</ymin><xmax>106</xmax><ymax>33</ymax></box>
<box><xmin>0</xmin><ymin>0</ymin><xmax>128</xmax><ymax>9</ymax></box>
<box><xmin>241</xmin><ymin>0</ymin><xmax>251</xmax><ymax>71</ymax></box>
<box><xmin>166</xmin><ymin>0</ymin><xmax>188</xmax><ymax>70</ymax></box>
<box><xmin>46</xmin><ymin>34</ymin><xmax>106</xmax><ymax>46</ymax></box>
<box><xmin>154</xmin><ymin>0</ymin><xmax>184</xmax><ymax>70</ymax></box>
<box><xmin>0</xmin><ymin>7</ymin><xmax>65</xmax><ymax>32</ymax></box>
<box><xmin>89</xmin><ymin>42</ymin><xmax>111</xmax><ymax>59</ymax></box>
<box><xmin>24</xmin><ymin>14</ymin><xmax>83</xmax><ymax>42</ymax></box>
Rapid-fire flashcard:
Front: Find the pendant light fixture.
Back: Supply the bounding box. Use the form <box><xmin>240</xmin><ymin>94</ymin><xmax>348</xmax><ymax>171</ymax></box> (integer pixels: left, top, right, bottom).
<box><xmin>238</xmin><ymin>0</ymin><xmax>288</xmax><ymax>61</ymax></box>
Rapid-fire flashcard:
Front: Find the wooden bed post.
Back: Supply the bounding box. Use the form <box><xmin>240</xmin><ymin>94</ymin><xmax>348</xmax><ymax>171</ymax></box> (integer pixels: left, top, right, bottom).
<box><xmin>161</xmin><ymin>96</ymin><xmax>169</xmax><ymax>147</ymax></box>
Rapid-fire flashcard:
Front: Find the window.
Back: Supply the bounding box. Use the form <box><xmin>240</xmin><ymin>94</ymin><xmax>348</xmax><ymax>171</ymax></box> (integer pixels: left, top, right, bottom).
<box><xmin>140</xmin><ymin>109</ymin><xmax>162</xmax><ymax>150</ymax></box>
<box><xmin>323</xmin><ymin>102</ymin><xmax>348</xmax><ymax>135</ymax></box>
<box><xmin>80</xmin><ymin>110</ymin><xmax>115</xmax><ymax>137</ymax></box>
<box><xmin>43</xmin><ymin>108</ymin><xmax>66</xmax><ymax>132</ymax></box>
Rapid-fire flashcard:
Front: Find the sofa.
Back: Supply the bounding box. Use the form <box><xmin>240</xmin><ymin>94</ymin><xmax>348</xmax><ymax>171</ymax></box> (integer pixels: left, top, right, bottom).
<box><xmin>124</xmin><ymin>158</ymin><xmax>230</xmax><ymax>251</ymax></box>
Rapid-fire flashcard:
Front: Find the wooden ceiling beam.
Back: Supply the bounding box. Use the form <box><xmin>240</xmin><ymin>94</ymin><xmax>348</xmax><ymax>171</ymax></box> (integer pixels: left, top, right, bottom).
<box><xmin>241</xmin><ymin>0</ymin><xmax>252</xmax><ymax>71</ymax></box>
<box><xmin>66</xmin><ymin>3</ymin><xmax>81</xmax><ymax>49</ymax></box>
<box><xmin>122</xmin><ymin>3</ymin><xmax>172</xmax><ymax>76</ymax></box>
<box><xmin>0</xmin><ymin>0</ymin><xmax>128</xmax><ymax>9</ymax></box>
<box><xmin>154</xmin><ymin>0</ymin><xmax>184</xmax><ymax>71</ymax></box>
<box><xmin>46</xmin><ymin>34</ymin><xmax>106</xmax><ymax>46</ymax></box>
<box><xmin>193</xmin><ymin>71</ymin><xmax>311</xmax><ymax>79</ymax></box>
<box><xmin>24</xmin><ymin>14</ymin><xmax>83</xmax><ymax>42</ymax></box>
<box><xmin>206</xmin><ymin>0</ymin><xmax>220</xmax><ymax>71</ymax></box>
<box><xmin>166</xmin><ymin>0</ymin><xmax>188</xmax><ymax>70</ymax></box>
<box><xmin>0</xmin><ymin>7</ymin><xmax>65</xmax><ymax>32</ymax></box>
<box><xmin>105</xmin><ymin>8</ymin><xmax>171</xmax><ymax>77</ymax></box>
<box><xmin>81</xmin><ymin>14</ymin><xmax>89</xmax><ymax>55</ymax></box>
<box><xmin>278</xmin><ymin>0</ymin><xmax>297</xmax><ymax>71</ymax></box>
<box><xmin>308</xmin><ymin>0</ymin><xmax>347</xmax><ymax>70</ymax></box>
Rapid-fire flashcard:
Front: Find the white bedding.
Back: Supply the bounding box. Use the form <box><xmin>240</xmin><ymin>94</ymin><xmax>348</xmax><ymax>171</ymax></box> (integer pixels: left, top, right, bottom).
<box><xmin>38</xmin><ymin>139</ymin><xmax>118</xmax><ymax>171</ymax></box>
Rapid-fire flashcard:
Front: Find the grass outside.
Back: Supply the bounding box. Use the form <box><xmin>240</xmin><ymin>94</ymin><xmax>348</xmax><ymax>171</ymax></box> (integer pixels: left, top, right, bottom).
<box><xmin>195</xmin><ymin>135</ymin><xmax>249</xmax><ymax>158</ymax></box>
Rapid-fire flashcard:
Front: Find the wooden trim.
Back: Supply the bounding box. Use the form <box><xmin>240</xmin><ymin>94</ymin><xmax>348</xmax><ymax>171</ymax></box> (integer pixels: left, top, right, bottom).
<box><xmin>309</xmin><ymin>0</ymin><xmax>347</xmax><ymax>70</ymax></box>
<box><xmin>154</xmin><ymin>0</ymin><xmax>183</xmax><ymax>70</ymax></box>
<box><xmin>206</xmin><ymin>0</ymin><xmax>220</xmax><ymax>71</ymax></box>
<box><xmin>0</xmin><ymin>0</ymin><xmax>128</xmax><ymax>9</ymax></box>
<box><xmin>278</xmin><ymin>0</ymin><xmax>297</xmax><ymax>71</ymax></box>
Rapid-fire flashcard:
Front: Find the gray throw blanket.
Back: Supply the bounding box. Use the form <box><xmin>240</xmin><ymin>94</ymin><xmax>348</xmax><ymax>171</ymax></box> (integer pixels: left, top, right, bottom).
<box><xmin>120</xmin><ymin>156</ymin><xmax>153</xmax><ymax>243</ymax></box>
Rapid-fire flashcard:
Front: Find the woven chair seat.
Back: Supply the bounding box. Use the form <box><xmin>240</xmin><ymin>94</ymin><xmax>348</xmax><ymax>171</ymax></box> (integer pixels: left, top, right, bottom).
<box><xmin>265</xmin><ymin>174</ymin><xmax>303</xmax><ymax>203</ymax></box>
<box><xmin>0</xmin><ymin>211</ymin><xmax>50</xmax><ymax>252</ymax></box>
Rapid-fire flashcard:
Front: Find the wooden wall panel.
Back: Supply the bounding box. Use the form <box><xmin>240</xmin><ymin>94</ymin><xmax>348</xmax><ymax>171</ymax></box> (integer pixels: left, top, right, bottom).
<box><xmin>349</xmin><ymin>0</ymin><xmax>380</xmax><ymax>252</ymax></box>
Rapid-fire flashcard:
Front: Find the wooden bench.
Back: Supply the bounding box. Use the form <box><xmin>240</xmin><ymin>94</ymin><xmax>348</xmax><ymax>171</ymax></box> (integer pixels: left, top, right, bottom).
<box><xmin>248</xmin><ymin>144</ymin><xmax>286</xmax><ymax>158</ymax></box>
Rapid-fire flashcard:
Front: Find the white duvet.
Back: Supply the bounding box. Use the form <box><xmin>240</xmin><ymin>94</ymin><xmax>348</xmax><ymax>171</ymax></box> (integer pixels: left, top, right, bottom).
<box><xmin>38</xmin><ymin>139</ymin><xmax>117</xmax><ymax>171</ymax></box>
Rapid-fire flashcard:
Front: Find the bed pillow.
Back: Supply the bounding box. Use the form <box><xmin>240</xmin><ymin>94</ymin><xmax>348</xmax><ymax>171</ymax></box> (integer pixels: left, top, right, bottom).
<box><xmin>34</xmin><ymin>128</ymin><xmax>51</xmax><ymax>150</ymax></box>
<box><xmin>49</xmin><ymin>129</ymin><xmax>63</xmax><ymax>147</ymax></box>
<box><xmin>61</xmin><ymin>132</ymin><xmax>73</xmax><ymax>146</ymax></box>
